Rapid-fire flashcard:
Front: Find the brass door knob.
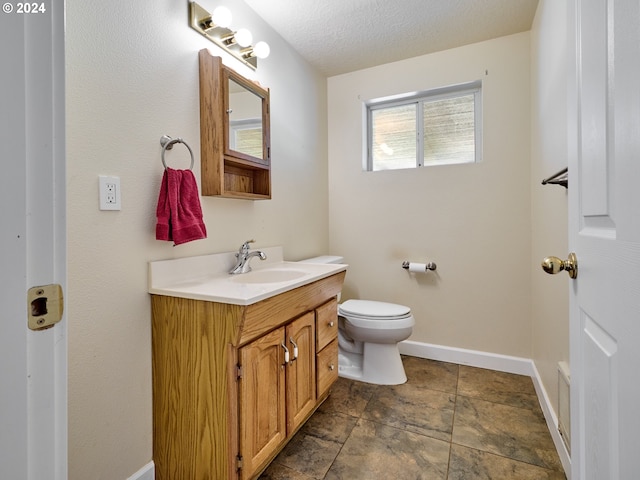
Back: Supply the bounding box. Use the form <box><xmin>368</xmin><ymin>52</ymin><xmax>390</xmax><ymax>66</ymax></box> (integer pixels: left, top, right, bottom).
<box><xmin>541</xmin><ymin>252</ymin><xmax>578</xmax><ymax>279</ymax></box>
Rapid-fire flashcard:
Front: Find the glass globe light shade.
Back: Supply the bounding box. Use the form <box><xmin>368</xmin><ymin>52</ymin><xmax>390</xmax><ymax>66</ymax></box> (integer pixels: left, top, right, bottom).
<box><xmin>253</xmin><ymin>41</ymin><xmax>270</xmax><ymax>59</ymax></box>
<box><xmin>211</xmin><ymin>6</ymin><xmax>232</xmax><ymax>28</ymax></box>
<box><xmin>234</xmin><ymin>28</ymin><xmax>253</xmax><ymax>47</ymax></box>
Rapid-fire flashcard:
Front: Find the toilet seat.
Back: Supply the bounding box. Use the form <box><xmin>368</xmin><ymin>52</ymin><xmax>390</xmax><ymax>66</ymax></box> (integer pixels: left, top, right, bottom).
<box><xmin>339</xmin><ymin>300</ymin><xmax>414</xmax><ymax>329</ymax></box>
<box><xmin>339</xmin><ymin>299</ymin><xmax>411</xmax><ymax>318</ymax></box>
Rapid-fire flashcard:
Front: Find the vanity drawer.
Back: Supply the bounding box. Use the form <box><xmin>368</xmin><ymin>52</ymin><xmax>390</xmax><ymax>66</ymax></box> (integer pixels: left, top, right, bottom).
<box><xmin>316</xmin><ymin>339</ymin><xmax>338</xmax><ymax>398</ymax></box>
<box><xmin>316</xmin><ymin>298</ymin><xmax>338</xmax><ymax>351</ymax></box>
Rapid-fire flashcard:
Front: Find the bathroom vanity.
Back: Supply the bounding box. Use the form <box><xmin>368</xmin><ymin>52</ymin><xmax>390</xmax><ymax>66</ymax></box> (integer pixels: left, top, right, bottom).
<box><xmin>148</xmin><ymin>249</ymin><xmax>346</xmax><ymax>479</ymax></box>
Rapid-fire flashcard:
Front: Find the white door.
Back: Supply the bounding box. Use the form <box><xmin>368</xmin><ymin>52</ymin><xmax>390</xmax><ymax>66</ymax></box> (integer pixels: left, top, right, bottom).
<box><xmin>0</xmin><ymin>2</ymin><xmax>67</xmax><ymax>479</ymax></box>
<box><xmin>567</xmin><ymin>0</ymin><xmax>640</xmax><ymax>478</ymax></box>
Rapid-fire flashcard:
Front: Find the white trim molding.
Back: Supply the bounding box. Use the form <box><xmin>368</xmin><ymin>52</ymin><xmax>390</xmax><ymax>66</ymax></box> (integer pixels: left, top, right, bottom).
<box><xmin>399</xmin><ymin>340</ymin><xmax>571</xmax><ymax>474</ymax></box>
<box><xmin>531</xmin><ymin>362</ymin><xmax>572</xmax><ymax>477</ymax></box>
<box><xmin>127</xmin><ymin>461</ymin><xmax>155</xmax><ymax>480</ymax></box>
<box><xmin>399</xmin><ymin>340</ymin><xmax>533</xmax><ymax>375</ymax></box>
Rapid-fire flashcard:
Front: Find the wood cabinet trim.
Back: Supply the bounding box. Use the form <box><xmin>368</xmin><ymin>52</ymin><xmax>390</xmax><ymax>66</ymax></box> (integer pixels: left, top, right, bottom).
<box><xmin>238</xmin><ymin>271</ymin><xmax>345</xmax><ymax>346</ymax></box>
<box><xmin>198</xmin><ymin>50</ymin><xmax>225</xmax><ymax>197</ymax></box>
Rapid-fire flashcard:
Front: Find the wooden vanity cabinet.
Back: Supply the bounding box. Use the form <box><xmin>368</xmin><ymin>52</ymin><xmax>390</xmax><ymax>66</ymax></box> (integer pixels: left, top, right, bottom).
<box><xmin>151</xmin><ymin>271</ymin><xmax>344</xmax><ymax>480</ymax></box>
<box><xmin>238</xmin><ymin>312</ymin><xmax>317</xmax><ymax>478</ymax></box>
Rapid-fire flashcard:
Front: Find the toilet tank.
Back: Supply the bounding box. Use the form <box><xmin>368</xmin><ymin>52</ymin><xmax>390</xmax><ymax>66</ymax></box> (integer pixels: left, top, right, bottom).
<box><xmin>298</xmin><ymin>255</ymin><xmax>344</xmax><ymax>264</ymax></box>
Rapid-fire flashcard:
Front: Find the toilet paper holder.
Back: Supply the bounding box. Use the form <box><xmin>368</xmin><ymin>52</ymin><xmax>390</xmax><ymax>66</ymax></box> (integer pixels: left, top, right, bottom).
<box><xmin>402</xmin><ymin>261</ymin><xmax>437</xmax><ymax>271</ymax></box>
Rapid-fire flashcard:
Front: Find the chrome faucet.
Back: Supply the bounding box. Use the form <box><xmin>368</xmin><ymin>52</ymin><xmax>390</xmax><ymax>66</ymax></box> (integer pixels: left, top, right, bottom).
<box><xmin>229</xmin><ymin>240</ymin><xmax>267</xmax><ymax>274</ymax></box>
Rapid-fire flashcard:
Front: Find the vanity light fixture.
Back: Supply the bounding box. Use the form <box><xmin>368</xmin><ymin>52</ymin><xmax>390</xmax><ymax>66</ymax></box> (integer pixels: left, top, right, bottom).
<box><xmin>232</xmin><ymin>28</ymin><xmax>253</xmax><ymax>47</ymax></box>
<box><xmin>243</xmin><ymin>41</ymin><xmax>271</xmax><ymax>60</ymax></box>
<box><xmin>210</xmin><ymin>6</ymin><xmax>232</xmax><ymax>29</ymax></box>
<box><xmin>189</xmin><ymin>1</ymin><xmax>270</xmax><ymax>70</ymax></box>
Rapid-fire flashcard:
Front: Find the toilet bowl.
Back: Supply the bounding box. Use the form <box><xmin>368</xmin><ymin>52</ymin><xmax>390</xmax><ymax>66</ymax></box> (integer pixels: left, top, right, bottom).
<box><xmin>337</xmin><ymin>299</ymin><xmax>414</xmax><ymax>385</ymax></box>
<box><xmin>299</xmin><ymin>256</ymin><xmax>414</xmax><ymax>385</ymax></box>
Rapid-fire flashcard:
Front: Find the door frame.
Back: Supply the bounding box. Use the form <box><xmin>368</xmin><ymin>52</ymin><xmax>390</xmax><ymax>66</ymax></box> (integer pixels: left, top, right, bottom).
<box><xmin>0</xmin><ymin>1</ymin><xmax>67</xmax><ymax>478</ymax></box>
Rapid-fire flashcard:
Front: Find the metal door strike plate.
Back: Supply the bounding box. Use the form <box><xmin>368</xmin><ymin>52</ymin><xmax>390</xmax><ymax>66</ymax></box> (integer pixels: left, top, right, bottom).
<box><xmin>28</xmin><ymin>284</ymin><xmax>64</xmax><ymax>331</ymax></box>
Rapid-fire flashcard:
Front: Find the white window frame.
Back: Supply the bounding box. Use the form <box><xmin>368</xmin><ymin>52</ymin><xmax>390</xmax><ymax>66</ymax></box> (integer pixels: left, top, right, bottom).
<box><xmin>365</xmin><ymin>80</ymin><xmax>482</xmax><ymax>171</ymax></box>
<box><xmin>229</xmin><ymin>118</ymin><xmax>262</xmax><ymax>150</ymax></box>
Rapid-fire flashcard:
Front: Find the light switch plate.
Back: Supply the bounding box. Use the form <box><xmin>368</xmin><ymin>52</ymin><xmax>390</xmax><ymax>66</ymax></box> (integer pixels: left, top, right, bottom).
<box><xmin>99</xmin><ymin>175</ymin><xmax>121</xmax><ymax>210</ymax></box>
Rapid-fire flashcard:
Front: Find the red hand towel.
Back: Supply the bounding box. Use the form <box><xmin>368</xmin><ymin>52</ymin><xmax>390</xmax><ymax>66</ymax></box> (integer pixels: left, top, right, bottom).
<box><xmin>156</xmin><ymin>168</ymin><xmax>207</xmax><ymax>245</ymax></box>
<box><xmin>155</xmin><ymin>170</ymin><xmax>171</xmax><ymax>241</ymax></box>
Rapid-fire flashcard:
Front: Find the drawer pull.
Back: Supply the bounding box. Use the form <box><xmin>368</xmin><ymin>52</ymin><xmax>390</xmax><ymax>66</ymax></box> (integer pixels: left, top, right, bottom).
<box><xmin>328</xmin><ymin>321</ymin><xmax>335</xmax><ymax>327</ymax></box>
<box><xmin>329</xmin><ymin>364</ymin><xmax>335</xmax><ymax>371</ymax></box>
<box><xmin>289</xmin><ymin>337</ymin><xmax>299</xmax><ymax>361</ymax></box>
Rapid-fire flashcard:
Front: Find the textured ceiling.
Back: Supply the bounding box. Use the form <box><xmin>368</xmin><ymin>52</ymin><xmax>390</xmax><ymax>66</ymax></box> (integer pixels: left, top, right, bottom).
<box><xmin>243</xmin><ymin>0</ymin><xmax>539</xmax><ymax>77</ymax></box>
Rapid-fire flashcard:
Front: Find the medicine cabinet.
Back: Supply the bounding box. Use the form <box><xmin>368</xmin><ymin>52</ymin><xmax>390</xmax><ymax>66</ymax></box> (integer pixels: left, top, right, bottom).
<box><xmin>198</xmin><ymin>49</ymin><xmax>271</xmax><ymax>199</ymax></box>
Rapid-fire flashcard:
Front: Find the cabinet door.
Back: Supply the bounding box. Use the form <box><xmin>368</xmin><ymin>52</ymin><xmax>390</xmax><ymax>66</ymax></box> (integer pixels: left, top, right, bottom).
<box><xmin>285</xmin><ymin>312</ymin><xmax>317</xmax><ymax>433</ymax></box>
<box><xmin>238</xmin><ymin>327</ymin><xmax>286</xmax><ymax>479</ymax></box>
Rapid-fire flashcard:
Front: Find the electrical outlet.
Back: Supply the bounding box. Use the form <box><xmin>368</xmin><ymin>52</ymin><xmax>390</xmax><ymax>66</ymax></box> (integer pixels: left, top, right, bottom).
<box><xmin>99</xmin><ymin>175</ymin><xmax>121</xmax><ymax>210</ymax></box>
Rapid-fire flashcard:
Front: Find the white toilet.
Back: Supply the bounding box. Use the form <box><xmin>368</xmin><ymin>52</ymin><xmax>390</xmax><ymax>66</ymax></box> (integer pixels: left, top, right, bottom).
<box><xmin>299</xmin><ymin>256</ymin><xmax>415</xmax><ymax>385</ymax></box>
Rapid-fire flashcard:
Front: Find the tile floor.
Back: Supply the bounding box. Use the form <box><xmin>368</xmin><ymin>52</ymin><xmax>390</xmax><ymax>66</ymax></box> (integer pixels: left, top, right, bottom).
<box><xmin>259</xmin><ymin>356</ymin><xmax>566</xmax><ymax>480</ymax></box>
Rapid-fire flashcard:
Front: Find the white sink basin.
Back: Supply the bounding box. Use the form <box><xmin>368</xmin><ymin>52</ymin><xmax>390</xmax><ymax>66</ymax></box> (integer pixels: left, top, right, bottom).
<box><xmin>230</xmin><ymin>268</ymin><xmax>307</xmax><ymax>284</ymax></box>
<box><xmin>148</xmin><ymin>247</ymin><xmax>348</xmax><ymax>305</ymax></box>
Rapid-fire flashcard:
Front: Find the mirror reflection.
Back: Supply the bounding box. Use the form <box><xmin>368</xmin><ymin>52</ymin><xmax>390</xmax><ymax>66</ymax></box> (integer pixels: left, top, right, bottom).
<box><xmin>228</xmin><ymin>78</ymin><xmax>263</xmax><ymax>159</ymax></box>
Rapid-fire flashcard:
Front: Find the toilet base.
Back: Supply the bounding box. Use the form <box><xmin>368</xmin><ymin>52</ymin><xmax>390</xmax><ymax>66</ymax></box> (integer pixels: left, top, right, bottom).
<box><xmin>338</xmin><ymin>342</ymin><xmax>407</xmax><ymax>385</ymax></box>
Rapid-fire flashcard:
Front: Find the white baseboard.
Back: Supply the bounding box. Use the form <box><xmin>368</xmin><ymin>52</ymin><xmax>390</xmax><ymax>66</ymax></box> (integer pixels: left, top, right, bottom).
<box><xmin>399</xmin><ymin>340</ymin><xmax>534</xmax><ymax>376</ymax></box>
<box><xmin>531</xmin><ymin>363</ymin><xmax>572</xmax><ymax>477</ymax></box>
<box><xmin>127</xmin><ymin>461</ymin><xmax>155</xmax><ymax>480</ymax></box>
<box><xmin>399</xmin><ymin>340</ymin><xmax>571</xmax><ymax>475</ymax></box>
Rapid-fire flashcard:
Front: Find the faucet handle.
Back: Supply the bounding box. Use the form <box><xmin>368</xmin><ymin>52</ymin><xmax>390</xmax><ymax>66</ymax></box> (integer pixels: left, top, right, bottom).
<box><xmin>237</xmin><ymin>239</ymin><xmax>255</xmax><ymax>256</ymax></box>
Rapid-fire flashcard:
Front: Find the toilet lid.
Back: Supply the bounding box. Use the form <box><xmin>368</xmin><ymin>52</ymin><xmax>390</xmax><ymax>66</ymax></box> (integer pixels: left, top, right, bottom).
<box><xmin>339</xmin><ymin>299</ymin><xmax>411</xmax><ymax>320</ymax></box>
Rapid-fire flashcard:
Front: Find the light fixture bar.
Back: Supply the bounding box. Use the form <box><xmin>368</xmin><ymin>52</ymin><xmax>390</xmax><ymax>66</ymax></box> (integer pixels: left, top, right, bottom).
<box><xmin>189</xmin><ymin>1</ymin><xmax>262</xmax><ymax>70</ymax></box>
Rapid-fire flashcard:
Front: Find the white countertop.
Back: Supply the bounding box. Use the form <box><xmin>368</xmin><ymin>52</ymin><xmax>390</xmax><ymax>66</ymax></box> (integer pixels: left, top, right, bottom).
<box><xmin>148</xmin><ymin>247</ymin><xmax>347</xmax><ymax>306</ymax></box>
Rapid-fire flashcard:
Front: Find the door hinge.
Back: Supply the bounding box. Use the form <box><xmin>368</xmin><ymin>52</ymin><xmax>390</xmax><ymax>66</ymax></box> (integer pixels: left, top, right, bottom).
<box><xmin>236</xmin><ymin>364</ymin><xmax>242</xmax><ymax>380</ymax></box>
<box><xmin>236</xmin><ymin>454</ymin><xmax>243</xmax><ymax>470</ymax></box>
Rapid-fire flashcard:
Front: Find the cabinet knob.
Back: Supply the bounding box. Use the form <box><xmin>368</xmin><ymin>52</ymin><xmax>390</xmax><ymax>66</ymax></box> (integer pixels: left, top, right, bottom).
<box><xmin>329</xmin><ymin>364</ymin><xmax>335</xmax><ymax>371</ymax></box>
<box><xmin>328</xmin><ymin>321</ymin><xmax>334</xmax><ymax>328</ymax></box>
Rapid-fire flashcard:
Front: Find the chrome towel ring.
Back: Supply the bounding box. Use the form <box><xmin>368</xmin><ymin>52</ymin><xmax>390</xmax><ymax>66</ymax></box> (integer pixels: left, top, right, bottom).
<box><xmin>160</xmin><ymin>135</ymin><xmax>195</xmax><ymax>170</ymax></box>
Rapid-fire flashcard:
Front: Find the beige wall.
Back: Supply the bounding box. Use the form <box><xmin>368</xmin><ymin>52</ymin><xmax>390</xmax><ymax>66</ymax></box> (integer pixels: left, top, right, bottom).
<box><xmin>66</xmin><ymin>1</ymin><xmax>569</xmax><ymax>476</ymax></box>
<box><xmin>328</xmin><ymin>33</ymin><xmax>533</xmax><ymax>358</ymax></box>
<box><xmin>530</xmin><ymin>0</ymin><xmax>570</xmax><ymax>417</ymax></box>
<box><xmin>65</xmin><ymin>0</ymin><xmax>328</xmax><ymax>477</ymax></box>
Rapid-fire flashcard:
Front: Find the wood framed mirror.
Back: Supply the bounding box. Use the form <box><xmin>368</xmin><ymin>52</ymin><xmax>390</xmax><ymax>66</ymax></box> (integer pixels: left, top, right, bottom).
<box><xmin>198</xmin><ymin>49</ymin><xmax>271</xmax><ymax>199</ymax></box>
